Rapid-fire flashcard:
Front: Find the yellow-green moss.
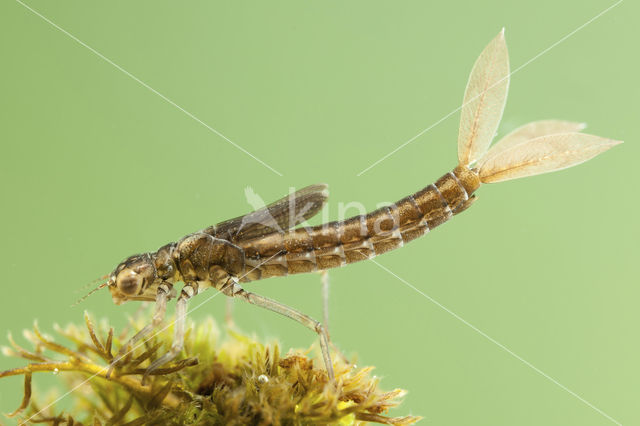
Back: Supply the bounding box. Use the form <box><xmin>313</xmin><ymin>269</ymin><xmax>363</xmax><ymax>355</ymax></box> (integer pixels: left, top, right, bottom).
<box><xmin>1</xmin><ymin>312</ymin><xmax>421</xmax><ymax>425</ymax></box>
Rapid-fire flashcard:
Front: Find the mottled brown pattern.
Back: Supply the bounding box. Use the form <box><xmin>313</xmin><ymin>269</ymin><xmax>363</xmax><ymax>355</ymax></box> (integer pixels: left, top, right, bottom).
<box><xmin>287</xmin><ymin>258</ymin><xmax>316</xmax><ymax>274</ymax></box>
<box><xmin>284</xmin><ymin>228</ymin><xmax>314</xmax><ymax>253</ymax></box>
<box><xmin>399</xmin><ymin>223</ymin><xmax>429</xmax><ymax>244</ymax></box>
<box><xmin>365</xmin><ymin>206</ymin><xmax>397</xmax><ymax>237</ymax></box>
<box><xmin>435</xmin><ymin>173</ymin><xmax>468</xmax><ymax>209</ymax></box>
<box><xmin>371</xmin><ymin>236</ymin><xmax>401</xmax><ymax>256</ymax></box>
<box><xmin>316</xmin><ymin>254</ymin><xmax>344</xmax><ymax>270</ymax></box>
<box><xmin>311</xmin><ymin>222</ymin><xmax>341</xmax><ymax>249</ymax></box>
<box><xmin>413</xmin><ymin>185</ymin><xmax>451</xmax><ymax>228</ymax></box>
<box><xmin>242</xmin><ymin>232</ymin><xmax>284</xmax><ymax>259</ymax></box>
<box><xmin>338</xmin><ymin>216</ymin><xmax>366</xmax><ymax>244</ymax></box>
<box><xmin>393</xmin><ymin>196</ymin><xmax>423</xmax><ymax>226</ymax></box>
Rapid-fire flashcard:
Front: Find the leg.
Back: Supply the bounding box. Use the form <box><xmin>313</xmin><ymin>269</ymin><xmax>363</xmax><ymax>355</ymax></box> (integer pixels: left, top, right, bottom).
<box><xmin>319</xmin><ymin>271</ymin><xmax>349</xmax><ymax>364</ymax></box>
<box><xmin>320</xmin><ymin>270</ymin><xmax>330</xmax><ymax>340</ymax></box>
<box><xmin>143</xmin><ymin>282</ymin><xmax>196</xmax><ymax>384</ymax></box>
<box><xmin>106</xmin><ymin>283</ymin><xmax>172</xmax><ymax>378</ymax></box>
<box><xmin>234</xmin><ymin>287</ymin><xmax>335</xmax><ymax>381</ymax></box>
<box><xmin>225</xmin><ymin>297</ymin><xmax>235</xmax><ymax>328</ymax></box>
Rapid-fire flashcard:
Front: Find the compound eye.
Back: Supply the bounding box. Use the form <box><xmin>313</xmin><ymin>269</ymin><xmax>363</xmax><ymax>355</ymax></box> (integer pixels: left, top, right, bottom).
<box><xmin>117</xmin><ymin>271</ymin><xmax>142</xmax><ymax>295</ymax></box>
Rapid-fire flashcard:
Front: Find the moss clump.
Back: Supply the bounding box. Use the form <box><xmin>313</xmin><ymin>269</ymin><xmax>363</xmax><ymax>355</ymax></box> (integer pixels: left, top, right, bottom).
<box><xmin>1</xmin><ymin>312</ymin><xmax>421</xmax><ymax>425</ymax></box>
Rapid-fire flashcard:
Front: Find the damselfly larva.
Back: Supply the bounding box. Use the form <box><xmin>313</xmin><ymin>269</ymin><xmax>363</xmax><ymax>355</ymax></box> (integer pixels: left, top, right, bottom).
<box><xmin>98</xmin><ymin>30</ymin><xmax>620</xmax><ymax>382</ymax></box>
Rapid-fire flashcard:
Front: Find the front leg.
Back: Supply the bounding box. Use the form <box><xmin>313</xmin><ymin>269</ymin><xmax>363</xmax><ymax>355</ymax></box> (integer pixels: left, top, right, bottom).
<box><xmin>142</xmin><ymin>282</ymin><xmax>197</xmax><ymax>384</ymax></box>
<box><xmin>106</xmin><ymin>282</ymin><xmax>172</xmax><ymax>379</ymax></box>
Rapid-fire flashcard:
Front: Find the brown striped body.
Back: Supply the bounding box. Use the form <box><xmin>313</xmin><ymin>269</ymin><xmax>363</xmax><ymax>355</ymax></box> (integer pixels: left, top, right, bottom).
<box><xmin>238</xmin><ymin>165</ymin><xmax>481</xmax><ymax>282</ymax></box>
<box><xmin>109</xmin><ymin>165</ymin><xmax>481</xmax><ymax>302</ymax></box>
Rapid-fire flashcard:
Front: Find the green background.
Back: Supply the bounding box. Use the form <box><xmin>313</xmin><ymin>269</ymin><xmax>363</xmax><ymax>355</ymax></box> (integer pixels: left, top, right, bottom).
<box><xmin>0</xmin><ymin>1</ymin><xmax>637</xmax><ymax>424</ymax></box>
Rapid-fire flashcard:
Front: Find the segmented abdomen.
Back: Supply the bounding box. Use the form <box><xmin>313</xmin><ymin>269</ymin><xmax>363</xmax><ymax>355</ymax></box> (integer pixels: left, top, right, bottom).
<box><xmin>239</xmin><ymin>165</ymin><xmax>481</xmax><ymax>282</ymax></box>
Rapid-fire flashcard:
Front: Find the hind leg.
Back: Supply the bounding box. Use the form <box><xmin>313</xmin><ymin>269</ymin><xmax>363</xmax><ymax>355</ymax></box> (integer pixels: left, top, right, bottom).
<box><xmin>320</xmin><ymin>270</ymin><xmax>330</xmax><ymax>340</ymax></box>
<box><xmin>225</xmin><ymin>297</ymin><xmax>236</xmax><ymax>328</ymax></box>
<box><xmin>319</xmin><ymin>271</ymin><xmax>349</xmax><ymax>364</ymax></box>
<box><xmin>228</xmin><ymin>280</ymin><xmax>334</xmax><ymax>381</ymax></box>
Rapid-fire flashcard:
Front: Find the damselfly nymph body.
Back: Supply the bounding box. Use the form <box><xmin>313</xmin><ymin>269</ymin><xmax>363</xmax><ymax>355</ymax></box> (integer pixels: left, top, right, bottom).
<box><xmin>101</xmin><ymin>30</ymin><xmax>620</xmax><ymax>382</ymax></box>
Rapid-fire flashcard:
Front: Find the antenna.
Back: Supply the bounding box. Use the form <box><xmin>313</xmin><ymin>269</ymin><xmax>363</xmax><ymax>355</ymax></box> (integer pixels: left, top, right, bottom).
<box><xmin>74</xmin><ymin>274</ymin><xmax>110</xmax><ymax>293</ymax></box>
<box><xmin>72</xmin><ymin>280</ymin><xmax>109</xmax><ymax>307</ymax></box>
